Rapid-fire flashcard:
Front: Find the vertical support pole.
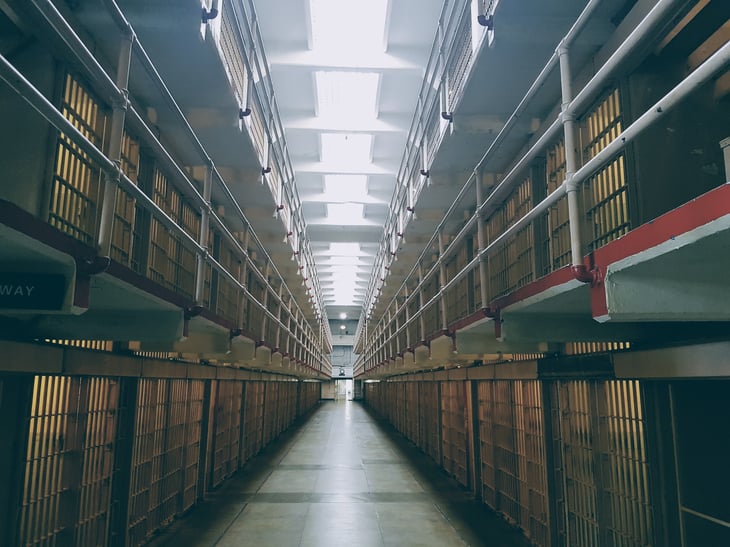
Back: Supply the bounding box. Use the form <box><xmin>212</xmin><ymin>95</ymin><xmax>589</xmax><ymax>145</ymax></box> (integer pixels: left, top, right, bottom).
<box><xmin>260</xmin><ymin>261</ymin><xmax>271</xmax><ymax>343</ymax></box>
<box><xmin>109</xmin><ymin>376</ymin><xmax>138</xmax><ymax>547</ymax></box>
<box><xmin>557</xmin><ymin>42</ymin><xmax>585</xmax><ymax>274</ymax></box>
<box><xmin>0</xmin><ymin>374</ymin><xmax>34</xmax><ymax>547</ymax></box>
<box><xmin>475</xmin><ymin>172</ymin><xmax>490</xmax><ymax>309</ymax></box>
<box><xmin>404</xmin><ymin>286</ymin><xmax>411</xmax><ymax>352</ymax></box>
<box><xmin>275</xmin><ymin>285</ymin><xmax>285</xmax><ymax>353</ymax></box>
<box><xmin>98</xmin><ymin>27</ymin><xmax>133</xmax><ymax>256</ymax></box>
<box><xmin>197</xmin><ymin>379</ymin><xmax>213</xmax><ymax>502</ymax></box>
<box><xmin>438</xmin><ymin>230</ymin><xmax>448</xmax><ymax>330</ymax></box>
<box><xmin>469</xmin><ymin>380</ymin><xmax>482</xmax><ymax>501</ymax></box>
<box><xmin>194</xmin><ymin>162</ymin><xmax>214</xmax><ymax>304</ymax></box>
<box><xmin>418</xmin><ymin>263</ymin><xmax>426</xmax><ymax>343</ymax></box>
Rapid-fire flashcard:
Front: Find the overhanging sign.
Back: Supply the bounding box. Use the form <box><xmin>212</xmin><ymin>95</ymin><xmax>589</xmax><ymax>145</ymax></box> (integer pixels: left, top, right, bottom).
<box><xmin>0</xmin><ymin>272</ymin><xmax>66</xmax><ymax>310</ymax></box>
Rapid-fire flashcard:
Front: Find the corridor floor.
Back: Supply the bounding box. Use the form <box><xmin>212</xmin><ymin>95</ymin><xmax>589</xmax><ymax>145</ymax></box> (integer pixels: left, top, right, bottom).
<box><xmin>151</xmin><ymin>400</ymin><xmax>530</xmax><ymax>547</ymax></box>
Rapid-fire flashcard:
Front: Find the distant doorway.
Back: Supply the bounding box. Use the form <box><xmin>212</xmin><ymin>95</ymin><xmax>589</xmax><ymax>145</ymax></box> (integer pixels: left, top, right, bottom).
<box><xmin>334</xmin><ymin>379</ymin><xmax>354</xmax><ymax>400</ymax></box>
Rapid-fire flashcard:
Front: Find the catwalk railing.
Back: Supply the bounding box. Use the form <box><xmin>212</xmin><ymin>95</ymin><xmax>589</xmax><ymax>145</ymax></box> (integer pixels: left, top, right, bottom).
<box><xmin>356</xmin><ymin>0</ymin><xmax>730</xmax><ymax>372</ymax></box>
<box><xmin>0</xmin><ymin>0</ymin><xmax>331</xmax><ymax>366</ymax></box>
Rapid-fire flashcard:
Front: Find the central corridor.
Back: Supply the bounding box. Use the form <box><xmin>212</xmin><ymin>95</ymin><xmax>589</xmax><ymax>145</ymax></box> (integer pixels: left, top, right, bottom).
<box><xmin>151</xmin><ymin>401</ymin><xmax>529</xmax><ymax>547</ymax></box>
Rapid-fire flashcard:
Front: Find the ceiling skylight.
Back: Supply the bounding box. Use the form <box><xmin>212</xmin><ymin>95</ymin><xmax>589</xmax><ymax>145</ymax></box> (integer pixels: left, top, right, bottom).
<box><xmin>327</xmin><ymin>203</ymin><xmax>364</xmax><ymax>223</ymax></box>
<box><xmin>323</xmin><ymin>175</ymin><xmax>368</xmax><ymax>202</ymax></box>
<box><xmin>328</xmin><ymin>242</ymin><xmax>362</xmax><ymax>256</ymax></box>
<box><xmin>315</xmin><ymin>71</ymin><xmax>380</xmax><ymax>120</ymax></box>
<box><xmin>309</xmin><ymin>0</ymin><xmax>388</xmax><ymax>53</ymax></box>
<box><xmin>320</xmin><ymin>133</ymin><xmax>372</xmax><ymax>164</ymax></box>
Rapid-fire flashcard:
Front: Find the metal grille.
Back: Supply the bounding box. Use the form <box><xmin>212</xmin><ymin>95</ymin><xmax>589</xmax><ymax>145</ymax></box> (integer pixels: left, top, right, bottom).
<box><xmin>216</xmin><ymin>240</ymin><xmax>241</xmax><ymax>324</ymax></box>
<box><xmin>565</xmin><ymin>341</ymin><xmax>631</xmax><ymax>355</ymax></box>
<box><xmin>111</xmin><ymin>132</ymin><xmax>140</xmax><ymax>266</ymax></box>
<box><xmin>446</xmin><ymin>2</ymin><xmax>473</xmax><ymax>111</ymax></box>
<box><xmin>478</xmin><ymin>380</ymin><xmax>497</xmax><ymax>508</ymax></box>
<box><xmin>219</xmin><ymin>7</ymin><xmax>248</xmax><ymax>110</ymax></box>
<box><xmin>552</xmin><ymin>380</ymin><xmax>654</xmax><ymax>546</ymax></box>
<box><xmin>182</xmin><ymin>380</ymin><xmax>204</xmax><ymax>512</ymax></box>
<box><xmin>553</xmin><ymin>380</ymin><xmax>600</xmax><ymax>547</ymax></box>
<box><xmin>49</xmin><ymin>74</ymin><xmax>106</xmax><ymax>244</ymax></box>
<box><xmin>211</xmin><ymin>380</ymin><xmax>242</xmax><ymax>488</ymax></box>
<box><xmin>514</xmin><ymin>381</ymin><xmax>549</xmax><ymax>547</ymax></box>
<box><xmin>242</xmin><ymin>381</ymin><xmax>264</xmax><ymax>462</ymax></box>
<box><xmin>405</xmin><ymin>382</ymin><xmax>420</xmax><ymax>446</ymax></box>
<box><xmin>547</xmin><ymin>140</ymin><xmax>570</xmax><ymax>270</ymax></box>
<box><xmin>490</xmin><ymin>178</ymin><xmax>534</xmax><ymax>297</ymax></box>
<box><xmin>582</xmin><ymin>89</ymin><xmax>630</xmax><ymax>250</ymax></box>
<box><xmin>248</xmin><ymin>99</ymin><xmax>266</xmax><ymax>160</ymax></box>
<box><xmin>422</xmin><ymin>275</ymin><xmax>440</xmax><ymax>337</ymax></box>
<box><xmin>262</xmin><ymin>382</ymin><xmax>278</xmax><ymax>446</ymax></box>
<box><xmin>45</xmin><ymin>339</ymin><xmax>112</xmax><ymax>351</ymax></box>
<box><xmin>418</xmin><ymin>382</ymin><xmax>441</xmax><ymax>463</ymax></box>
<box><xmin>441</xmin><ymin>381</ymin><xmax>469</xmax><ymax>487</ymax></box>
<box><xmin>598</xmin><ymin>380</ymin><xmax>652</xmax><ymax>546</ymax></box>
<box><xmin>19</xmin><ymin>376</ymin><xmax>119</xmax><ymax>547</ymax></box>
<box><xmin>147</xmin><ymin>169</ymin><xmax>199</xmax><ymax>299</ymax></box>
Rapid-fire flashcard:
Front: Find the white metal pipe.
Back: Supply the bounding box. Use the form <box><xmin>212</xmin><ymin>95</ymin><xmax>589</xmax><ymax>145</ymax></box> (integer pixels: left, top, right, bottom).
<box><xmin>557</xmin><ymin>42</ymin><xmax>584</xmax><ymax>269</ymax></box>
<box><xmin>98</xmin><ymin>28</ymin><xmax>134</xmax><ymax>257</ymax></box>
<box><xmin>569</xmin><ymin>0</ymin><xmax>687</xmax><ymax>118</ymax></box>
<box><xmin>194</xmin><ymin>163</ymin><xmax>214</xmax><ymax>303</ymax></box>
<box><xmin>475</xmin><ymin>172</ymin><xmax>489</xmax><ymax>309</ymax></box>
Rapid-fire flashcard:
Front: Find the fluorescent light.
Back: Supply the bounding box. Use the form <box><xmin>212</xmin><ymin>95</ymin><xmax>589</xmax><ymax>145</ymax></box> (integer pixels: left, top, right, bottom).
<box><xmin>315</xmin><ymin>71</ymin><xmax>379</xmax><ymax>120</ymax></box>
<box><xmin>320</xmin><ymin>133</ymin><xmax>372</xmax><ymax>164</ymax></box>
<box><xmin>339</xmin><ymin>312</ymin><xmax>347</xmax><ymax>319</ymax></box>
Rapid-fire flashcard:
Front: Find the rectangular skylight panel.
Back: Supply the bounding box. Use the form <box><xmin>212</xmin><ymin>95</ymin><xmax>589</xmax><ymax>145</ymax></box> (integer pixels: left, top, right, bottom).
<box><xmin>327</xmin><ymin>203</ymin><xmax>364</xmax><ymax>223</ymax></box>
<box><xmin>329</xmin><ymin>242</ymin><xmax>361</xmax><ymax>256</ymax></box>
<box><xmin>320</xmin><ymin>133</ymin><xmax>372</xmax><ymax>164</ymax></box>
<box><xmin>309</xmin><ymin>0</ymin><xmax>388</xmax><ymax>52</ymax></box>
<box><xmin>323</xmin><ymin>175</ymin><xmax>368</xmax><ymax>202</ymax></box>
<box><xmin>315</xmin><ymin>71</ymin><xmax>379</xmax><ymax>120</ymax></box>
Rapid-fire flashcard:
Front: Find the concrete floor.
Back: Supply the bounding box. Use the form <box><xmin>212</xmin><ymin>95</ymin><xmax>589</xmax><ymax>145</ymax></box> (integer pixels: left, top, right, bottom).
<box><xmin>151</xmin><ymin>400</ymin><xmax>530</xmax><ymax>547</ymax></box>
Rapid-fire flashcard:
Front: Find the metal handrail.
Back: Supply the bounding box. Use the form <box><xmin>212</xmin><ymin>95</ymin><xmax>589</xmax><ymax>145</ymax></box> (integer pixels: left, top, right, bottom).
<box><xmin>359</xmin><ymin>0</ymin><xmax>708</xmax><ymax>369</ymax></box>
<box><xmin>6</xmin><ymin>1</ymin><xmax>329</xmax><ymax>367</ymax></box>
<box><xmin>357</xmin><ymin>0</ymin><xmax>471</xmax><ymax>341</ymax></box>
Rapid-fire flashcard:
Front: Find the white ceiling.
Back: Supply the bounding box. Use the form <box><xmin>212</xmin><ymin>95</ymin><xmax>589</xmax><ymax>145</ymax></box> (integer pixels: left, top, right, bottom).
<box><xmin>252</xmin><ymin>0</ymin><xmax>443</xmax><ymax>320</ymax></box>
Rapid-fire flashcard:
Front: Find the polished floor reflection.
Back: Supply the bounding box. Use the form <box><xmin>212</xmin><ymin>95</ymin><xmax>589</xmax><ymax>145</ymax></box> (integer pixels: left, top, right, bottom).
<box><xmin>150</xmin><ymin>400</ymin><xmax>529</xmax><ymax>547</ymax></box>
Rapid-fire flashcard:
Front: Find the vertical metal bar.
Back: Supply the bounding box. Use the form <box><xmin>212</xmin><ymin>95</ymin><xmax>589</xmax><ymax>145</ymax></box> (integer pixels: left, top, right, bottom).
<box><xmin>194</xmin><ymin>162</ymin><xmax>214</xmax><ymax>303</ymax></box>
<box><xmin>557</xmin><ymin>42</ymin><xmax>584</xmax><ymax>270</ymax></box>
<box><xmin>418</xmin><ymin>263</ymin><xmax>426</xmax><ymax>342</ymax></box>
<box><xmin>668</xmin><ymin>385</ymin><xmax>687</xmax><ymax>546</ymax></box>
<box><xmin>197</xmin><ymin>380</ymin><xmax>212</xmax><ymax>502</ymax></box>
<box><xmin>475</xmin><ymin>173</ymin><xmax>490</xmax><ymax>308</ymax></box>
<box><xmin>98</xmin><ymin>28</ymin><xmax>133</xmax><ymax>256</ymax></box>
<box><xmin>438</xmin><ymin>231</ymin><xmax>448</xmax><ymax>330</ymax></box>
<box><xmin>109</xmin><ymin>376</ymin><xmax>138</xmax><ymax>547</ymax></box>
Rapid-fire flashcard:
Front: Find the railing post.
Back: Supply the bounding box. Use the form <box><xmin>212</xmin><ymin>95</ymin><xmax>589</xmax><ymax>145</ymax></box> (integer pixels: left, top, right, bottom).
<box><xmin>194</xmin><ymin>162</ymin><xmax>214</xmax><ymax>304</ymax></box>
<box><xmin>98</xmin><ymin>26</ymin><xmax>133</xmax><ymax>257</ymax></box>
<box><xmin>260</xmin><ymin>260</ymin><xmax>272</xmax><ymax>342</ymax></box>
<box><xmin>404</xmin><ymin>286</ymin><xmax>411</xmax><ymax>351</ymax></box>
<box><xmin>438</xmin><ymin>230</ymin><xmax>448</xmax><ymax>330</ymax></box>
<box><xmin>558</xmin><ymin>41</ymin><xmax>584</xmax><ymax>272</ymax></box>
<box><xmin>418</xmin><ymin>263</ymin><xmax>427</xmax><ymax>342</ymax></box>
<box><xmin>475</xmin><ymin>172</ymin><xmax>489</xmax><ymax>308</ymax></box>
